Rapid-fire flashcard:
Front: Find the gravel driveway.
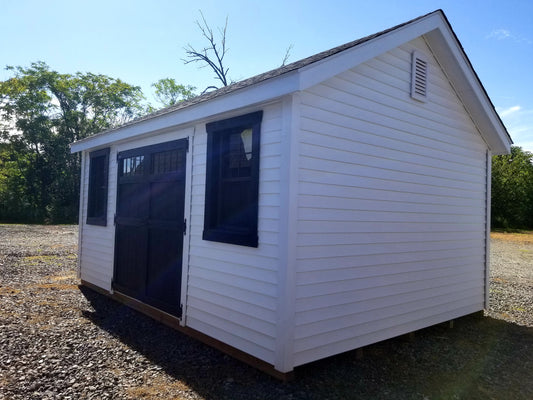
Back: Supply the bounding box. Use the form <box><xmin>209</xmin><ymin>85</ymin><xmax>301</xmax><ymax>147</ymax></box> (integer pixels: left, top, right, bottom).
<box><xmin>1</xmin><ymin>225</ymin><xmax>532</xmax><ymax>400</ymax></box>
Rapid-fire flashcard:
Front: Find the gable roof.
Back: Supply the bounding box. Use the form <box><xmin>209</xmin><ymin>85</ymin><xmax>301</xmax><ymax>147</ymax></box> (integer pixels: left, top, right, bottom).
<box><xmin>71</xmin><ymin>9</ymin><xmax>512</xmax><ymax>155</ymax></box>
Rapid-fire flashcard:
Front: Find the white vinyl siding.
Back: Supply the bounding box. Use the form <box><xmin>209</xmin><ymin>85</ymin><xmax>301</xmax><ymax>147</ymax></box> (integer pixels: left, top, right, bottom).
<box><xmin>293</xmin><ymin>38</ymin><xmax>488</xmax><ymax>366</ymax></box>
<box><xmin>186</xmin><ymin>103</ymin><xmax>283</xmax><ymax>364</ymax></box>
<box><xmin>78</xmin><ymin>148</ymin><xmax>117</xmax><ymax>291</ymax></box>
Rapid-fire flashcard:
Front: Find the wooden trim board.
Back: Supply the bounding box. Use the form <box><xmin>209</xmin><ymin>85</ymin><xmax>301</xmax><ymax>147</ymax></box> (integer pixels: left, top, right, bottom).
<box><xmin>79</xmin><ymin>280</ymin><xmax>294</xmax><ymax>381</ymax></box>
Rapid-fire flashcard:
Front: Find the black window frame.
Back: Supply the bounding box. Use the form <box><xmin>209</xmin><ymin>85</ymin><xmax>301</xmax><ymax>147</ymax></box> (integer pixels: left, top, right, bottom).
<box><xmin>86</xmin><ymin>148</ymin><xmax>110</xmax><ymax>226</ymax></box>
<box><xmin>203</xmin><ymin>111</ymin><xmax>263</xmax><ymax>247</ymax></box>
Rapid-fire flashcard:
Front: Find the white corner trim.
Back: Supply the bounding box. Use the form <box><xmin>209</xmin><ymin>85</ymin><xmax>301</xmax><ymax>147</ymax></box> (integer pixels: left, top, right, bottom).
<box><xmin>76</xmin><ymin>151</ymin><xmax>85</xmax><ymax>279</ymax></box>
<box><xmin>274</xmin><ymin>93</ymin><xmax>300</xmax><ymax>373</ymax></box>
<box><xmin>484</xmin><ymin>149</ymin><xmax>492</xmax><ymax>309</ymax></box>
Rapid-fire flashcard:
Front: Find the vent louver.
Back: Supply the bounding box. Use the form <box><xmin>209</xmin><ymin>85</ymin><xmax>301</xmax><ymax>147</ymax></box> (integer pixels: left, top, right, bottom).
<box><xmin>411</xmin><ymin>51</ymin><xmax>428</xmax><ymax>102</ymax></box>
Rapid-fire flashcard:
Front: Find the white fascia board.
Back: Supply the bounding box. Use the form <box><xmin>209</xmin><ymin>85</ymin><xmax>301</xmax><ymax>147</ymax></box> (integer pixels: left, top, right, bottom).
<box><xmin>424</xmin><ymin>24</ymin><xmax>512</xmax><ymax>155</ymax></box>
<box><xmin>70</xmin><ymin>71</ymin><xmax>300</xmax><ymax>153</ymax></box>
<box><xmin>298</xmin><ymin>13</ymin><xmax>444</xmax><ymax>90</ymax></box>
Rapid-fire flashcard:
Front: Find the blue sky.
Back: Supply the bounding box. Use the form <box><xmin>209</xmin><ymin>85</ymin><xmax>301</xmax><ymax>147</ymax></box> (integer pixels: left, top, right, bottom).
<box><xmin>2</xmin><ymin>0</ymin><xmax>532</xmax><ymax>151</ymax></box>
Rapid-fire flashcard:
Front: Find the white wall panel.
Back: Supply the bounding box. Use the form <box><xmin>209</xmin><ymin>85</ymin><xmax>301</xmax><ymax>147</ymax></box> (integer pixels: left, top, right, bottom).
<box><xmin>293</xmin><ymin>37</ymin><xmax>488</xmax><ymax>366</ymax></box>
<box><xmin>186</xmin><ymin>103</ymin><xmax>283</xmax><ymax>364</ymax></box>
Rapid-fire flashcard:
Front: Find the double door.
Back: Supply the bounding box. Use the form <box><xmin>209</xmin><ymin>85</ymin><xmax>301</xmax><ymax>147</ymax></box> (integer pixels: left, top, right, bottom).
<box><xmin>113</xmin><ymin>139</ymin><xmax>188</xmax><ymax>317</ymax></box>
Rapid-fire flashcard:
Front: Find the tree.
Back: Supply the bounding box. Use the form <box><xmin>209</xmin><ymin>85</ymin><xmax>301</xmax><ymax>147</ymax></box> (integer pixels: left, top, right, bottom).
<box><xmin>182</xmin><ymin>11</ymin><xmax>294</xmax><ymax>93</ymax></box>
<box><xmin>491</xmin><ymin>146</ymin><xmax>533</xmax><ymax>229</ymax></box>
<box><xmin>183</xmin><ymin>12</ymin><xmax>231</xmax><ymax>92</ymax></box>
<box><xmin>0</xmin><ymin>61</ymin><xmax>145</xmax><ymax>223</ymax></box>
<box><xmin>151</xmin><ymin>78</ymin><xmax>196</xmax><ymax>108</ymax></box>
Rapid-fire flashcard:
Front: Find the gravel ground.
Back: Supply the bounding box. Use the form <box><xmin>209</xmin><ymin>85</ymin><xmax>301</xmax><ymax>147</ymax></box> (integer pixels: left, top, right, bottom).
<box><xmin>1</xmin><ymin>225</ymin><xmax>532</xmax><ymax>400</ymax></box>
<box><xmin>487</xmin><ymin>233</ymin><xmax>533</xmax><ymax>327</ymax></box>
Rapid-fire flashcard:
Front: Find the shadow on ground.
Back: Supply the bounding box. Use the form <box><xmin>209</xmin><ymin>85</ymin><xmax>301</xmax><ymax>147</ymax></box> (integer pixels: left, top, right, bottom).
<box><xmin>80</xmin><ymin>286</ymin><xmax>533</xmax><ymax>400</ymax></box>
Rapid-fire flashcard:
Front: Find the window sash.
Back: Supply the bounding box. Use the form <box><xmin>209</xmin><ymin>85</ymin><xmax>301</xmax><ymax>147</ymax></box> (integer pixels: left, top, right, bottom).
<box><xmin>203</xmin><ymin>111</ymin><xmax>263</xmax><ymax>247</ymax></box>
<box><xmin>87</xmin><ymin>148</ymin><xmax>110</xmax><ymax>226</ymax></box>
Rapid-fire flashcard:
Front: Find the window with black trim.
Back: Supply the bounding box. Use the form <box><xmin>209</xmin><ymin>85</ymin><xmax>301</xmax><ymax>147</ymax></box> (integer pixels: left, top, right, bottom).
<box><xmin>203</xmin><ymin>111</ymin><xmax>263</xmax><ymax>247</ymax></box>
<box><xmin>87</xmin><ymin>148</ymin><xmax>110</xmax><ymax>226</ymax></box>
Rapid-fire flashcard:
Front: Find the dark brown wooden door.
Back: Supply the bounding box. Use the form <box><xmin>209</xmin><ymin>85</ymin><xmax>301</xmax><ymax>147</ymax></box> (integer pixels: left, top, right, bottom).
<box><xmin>113</xmin><ymin>139</ymin><xmax>188</xmax><ymax>317</ymax></box>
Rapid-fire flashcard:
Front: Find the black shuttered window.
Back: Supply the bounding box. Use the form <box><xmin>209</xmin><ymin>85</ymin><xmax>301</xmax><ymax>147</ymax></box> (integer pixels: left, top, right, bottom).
<box><xmin>87</xmin><ymin>148</ymin><xmax>110</xmax><ymax>226</ymax></box>
<box><xmin>203</xmin><ymin>111</ymin><xmax>263</xmax><ymax>247</ymax></box>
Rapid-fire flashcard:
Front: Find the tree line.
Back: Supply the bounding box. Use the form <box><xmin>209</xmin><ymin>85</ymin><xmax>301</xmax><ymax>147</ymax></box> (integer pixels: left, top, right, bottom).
<box><xmin>0</xmin><ymin>62</ymin><xmax>199</xmax><ymax>223</ymax></box>
<box><xmin>491</xmin><ymin>146</ymin><xmax>533</xmax><ymax>230</ymax></box>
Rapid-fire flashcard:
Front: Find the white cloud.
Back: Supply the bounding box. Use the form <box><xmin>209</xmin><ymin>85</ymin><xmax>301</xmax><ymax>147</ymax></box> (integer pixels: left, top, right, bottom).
<box><xmin>487</xmin><ymin>29</ymin><xmax>512</xmax><ymax>40</ymax></box>
<box><xmin>498</xmin><ymin>105</ymin><xmax>521</xmax><ymax>118</ymax></box>
<box><xmin>497</xmin><ymin>105</ymin><xmax>533</xmax><ymax>153</ymax></box>
<box><xmin>487</xmin><ymin>29</ymin><xmax>532</xmax><ymax>44</ymax></box>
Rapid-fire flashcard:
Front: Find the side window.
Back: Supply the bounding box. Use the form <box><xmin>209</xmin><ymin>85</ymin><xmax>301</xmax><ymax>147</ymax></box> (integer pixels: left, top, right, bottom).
<box><xmin>87</xmin><ymin>148</ymin><xmax>110</xmax><ymax>226</ymax></box>
<box><xmin>203</xmin><ymin>111</ymin><xmax>263</xmax><ymax>247</ymax></box>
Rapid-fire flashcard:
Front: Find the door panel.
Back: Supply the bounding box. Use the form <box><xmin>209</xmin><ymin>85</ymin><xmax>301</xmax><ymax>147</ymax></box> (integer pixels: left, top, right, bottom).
<box><xmin>114</xmin><ymin>139</ymin><xmax>188</xmax><ymax>318</ymax></box>
<box><xmin>145</xmin><ymin>226</ymin><xmax>182</xmax><ymax>315</ymax></box>
<box><xmin>114</xmin><ymin>225</ymin><xmax>147</xmax><ymax>296</ymax></box>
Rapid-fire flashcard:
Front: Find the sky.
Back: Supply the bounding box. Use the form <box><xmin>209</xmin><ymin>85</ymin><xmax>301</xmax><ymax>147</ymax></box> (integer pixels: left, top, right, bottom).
<box><xmin>1</xmin><ymin>0</ymin><xmax>532</xmax><ymax>152</ymax></box>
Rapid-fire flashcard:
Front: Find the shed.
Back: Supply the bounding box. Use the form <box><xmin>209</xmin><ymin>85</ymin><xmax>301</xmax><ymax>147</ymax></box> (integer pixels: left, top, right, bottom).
<box><xmin>71</xmin><ymin>10</ymin><xmax>512</xmax><ymax>379</ymax></box>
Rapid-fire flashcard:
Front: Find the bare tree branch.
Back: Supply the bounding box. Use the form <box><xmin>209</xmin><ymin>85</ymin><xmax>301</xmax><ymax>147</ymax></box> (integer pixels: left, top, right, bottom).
<box><xmin>182</xmin><ymin>11</ymin><xmax>230</xmax><ymax>91</ymax></box>
<box><xmin>201</xmin><ymin>85</ymin><xmax>219</xmax><ymax>95</ymax></box>
<box><xmin>281</xmin><ymin>44</ymin><xmax>294</xmax><ymax>67</ymax></box>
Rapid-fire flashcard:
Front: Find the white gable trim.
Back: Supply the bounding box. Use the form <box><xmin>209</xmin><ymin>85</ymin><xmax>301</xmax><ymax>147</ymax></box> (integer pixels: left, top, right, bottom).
<box><xmin>424</xmin><ymin>28</ymin><xmax>510</xmax><ymax>155</ymax></box>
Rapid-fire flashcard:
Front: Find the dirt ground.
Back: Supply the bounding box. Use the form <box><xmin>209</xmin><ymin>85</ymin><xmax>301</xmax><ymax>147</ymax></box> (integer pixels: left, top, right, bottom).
<box><xmin>0</xmin><ymin>225</ymin><xmax>532</xmax><ymax>400</ymax></box>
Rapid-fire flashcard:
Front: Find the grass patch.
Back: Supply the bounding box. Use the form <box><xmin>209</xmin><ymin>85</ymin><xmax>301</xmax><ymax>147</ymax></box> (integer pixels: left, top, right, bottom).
<box><xmin>22</xmin><ymin>255</ymin><xmax>62</xmax><ymax>266</ymax></box>
<box><xmin>50</xmin><ymin>274</ymin><xmax>77</xmax><ymax>282</ymax></box>
<box><xmin>490</xmin><ymin>231</ymin><xmax>533</xmax><ymax>244</ymax></box>
<box><xmin>35</xmin><ymin>283</ymin><xmax>79</xmax><ymax>290</ymax></box>
<box><xmin>126</xmin><ymin>377</ymin><xmax>193</xmax><ymax>400</ymax></box>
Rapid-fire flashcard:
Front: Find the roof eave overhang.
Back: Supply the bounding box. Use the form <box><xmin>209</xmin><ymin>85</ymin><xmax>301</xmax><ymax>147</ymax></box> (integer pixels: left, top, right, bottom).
<box><xmin>424</xmin><ymin>25</ymin><xmax>512</xmax><ymax>155</ymax></box>
<box><xmin>70</xmin><ymin>70</ymin><xmax>300</xmax><ymax>153</ymax></box>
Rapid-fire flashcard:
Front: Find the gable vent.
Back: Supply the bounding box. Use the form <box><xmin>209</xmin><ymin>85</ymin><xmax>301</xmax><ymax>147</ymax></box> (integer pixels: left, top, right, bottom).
<box><xmin>411</xmin><ymin>51</ymin><xmax>428</xmax><ymax>102</ymax></box>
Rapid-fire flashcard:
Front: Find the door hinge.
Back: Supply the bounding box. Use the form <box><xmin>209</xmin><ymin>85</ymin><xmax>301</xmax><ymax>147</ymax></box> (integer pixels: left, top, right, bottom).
<box><xmin>114</xmin><ymin>214</ymin><xmax>117</xmax><ymax>225</ymax></box>
<box><xmin>179</xmin><ymin>304</ymin><xmax>183</xmax><ymax>318</ymax></box>
<box><xmin>183</xmin><ymin>218</ymin><xmax>187</xmax><ymax>235</ymax></box>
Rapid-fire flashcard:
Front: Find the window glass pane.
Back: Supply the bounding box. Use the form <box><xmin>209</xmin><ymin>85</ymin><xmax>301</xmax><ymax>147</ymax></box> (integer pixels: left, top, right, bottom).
<box><xmin>224</xmin><ymin>129</ymin><xmax>252</xmax><ymax>179</ymax></box>
<box><xmin>241</xmin><ymin>129</ymin><xmax>253</xmax><ymax>160</ymax></box>
<box><xmin>88</xmin><ymin>155</ymin><xmax>106</xmax><ymax>217</ymax></box>
<box><xmin>121</xmin><ymin>155</ymin><xmax>145</xmax><ymax>176</ymax></box>
<box><xmin>152</xmin><ymin>149</ymin><xmax>183</xmax><ymax>175</ymax></box>
<box><xmin>203</xmin><ymin>110</ymin><xmax>262</xmax><ymax>247</ymax></box>
<box><xmin>87</xmin><ymin>148</ymin><xmax>109</xmax><ymax>226</ymax></box>
<box><xmin>220</xmin><ymin>180</ymin><xmax>251</xmax><ymax>230</ymax></box>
